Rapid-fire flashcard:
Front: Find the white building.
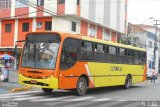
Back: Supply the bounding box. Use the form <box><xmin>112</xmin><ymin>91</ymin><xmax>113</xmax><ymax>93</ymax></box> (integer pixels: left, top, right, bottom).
<box><xmin>128</xmin><ymin>23</ymin><xmax>160</xmax><ymax>76</ymax></box>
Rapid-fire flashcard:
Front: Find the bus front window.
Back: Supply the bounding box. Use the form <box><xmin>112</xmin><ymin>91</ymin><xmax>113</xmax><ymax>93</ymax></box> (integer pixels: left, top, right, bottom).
<box><xmin>21</xmin><ymin>33</ymin><xmax>60</xmax><ymax>70</ymax></box>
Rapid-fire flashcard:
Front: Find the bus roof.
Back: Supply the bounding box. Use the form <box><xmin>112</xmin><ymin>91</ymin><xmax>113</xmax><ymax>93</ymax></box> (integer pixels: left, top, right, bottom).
<box><xmin>26</xmin><ymin>31</ymin><xmax>146</xmax><ymax>52</ymax></box>
<box><xmin>81</xmin><ymin>36</ymin><xmax>146</xmax><ymax>52</ymax></box>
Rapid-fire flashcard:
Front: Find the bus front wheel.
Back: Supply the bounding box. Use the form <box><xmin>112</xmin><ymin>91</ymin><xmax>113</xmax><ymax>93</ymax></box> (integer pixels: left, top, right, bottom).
<box><xmin>124</xmin><ymin>75</ymin><xmax>132</xmax><ymax>89</ymax></box>
<box><xmin>76</xmin><ymin>77</ymin><xmax>87</xmax><ymax>96</ymax></box>
<box><xmin>42</xmin><ymin>88</ymin><xmax>53</xmax><ymax>93</ymax></box>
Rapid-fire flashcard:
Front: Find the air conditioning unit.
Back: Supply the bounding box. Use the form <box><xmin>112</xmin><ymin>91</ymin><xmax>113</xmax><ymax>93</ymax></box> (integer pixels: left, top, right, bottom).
<box><xmin>36</xmin><ymin>22</ymin><xmax>42</xmax><ymax>28</ymax></box>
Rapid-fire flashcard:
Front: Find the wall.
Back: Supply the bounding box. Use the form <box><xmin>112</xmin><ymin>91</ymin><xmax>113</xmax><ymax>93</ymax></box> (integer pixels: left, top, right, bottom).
<box><xmin>1</xmin><ymin>20</ymin><xmax>15</xmax><ymax>47</ymax></box>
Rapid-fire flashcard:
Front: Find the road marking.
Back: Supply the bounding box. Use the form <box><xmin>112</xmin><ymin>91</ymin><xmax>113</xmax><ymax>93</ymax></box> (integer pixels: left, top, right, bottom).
<box><xmin>93</xmin><ymin>98</ymin><xmax>111</xmax><ymax>101</ymax></box>
<box><xmin>12</xmin><ymin>96</ymin><xmax>45</xmax><ymax>101</ymax></box>
<box><xmin>31</xmin><ymin>96</ymin><xmax>74</xmax><ymax>102</ymax></box>
<box><xmin>0</xmin><ymin>95</ymin><xmax>31</xmax><ymax>99</ymax></box>
<box><xmin>64</xmin><ymin>96</ymin><xmax>95</xmax><ymax>101</ymax></box>
<box><xmin>0</xmin><ymin>90</ymin><xmax>40</xmax><ymax>97</ymax></box>
<box><xmin>117</xmin><ymin>99</ymin><xmax>128</xmax><ymax>101</ymax></box>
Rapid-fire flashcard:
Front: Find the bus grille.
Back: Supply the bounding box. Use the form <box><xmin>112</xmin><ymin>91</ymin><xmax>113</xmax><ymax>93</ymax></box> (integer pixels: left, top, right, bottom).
<box><xmin>23</xmin><ymin>81</ymin><xmax>49</xmax><ymax>86</ymax></box>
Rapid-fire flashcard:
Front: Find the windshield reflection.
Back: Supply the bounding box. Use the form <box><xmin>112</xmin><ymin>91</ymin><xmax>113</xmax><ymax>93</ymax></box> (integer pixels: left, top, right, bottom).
<box><xmin>22</xmin><ymin>42</ymin><xmax>59</xmax><ymax>69</ymax></box>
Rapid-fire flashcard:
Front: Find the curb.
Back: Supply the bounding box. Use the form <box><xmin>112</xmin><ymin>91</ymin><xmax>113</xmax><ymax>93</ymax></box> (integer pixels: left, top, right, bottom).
<box><xmin>10</xmin><ymin>86</ymin><xmax>32</xmax><ymax>92</ymax></box>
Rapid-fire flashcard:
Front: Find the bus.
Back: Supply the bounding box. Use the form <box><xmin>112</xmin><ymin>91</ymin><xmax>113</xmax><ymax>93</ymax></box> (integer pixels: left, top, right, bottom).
<box><xmin>17</xmin><ymin>31</ymin><xmax>147</xmax><ymax>96</ymax></box>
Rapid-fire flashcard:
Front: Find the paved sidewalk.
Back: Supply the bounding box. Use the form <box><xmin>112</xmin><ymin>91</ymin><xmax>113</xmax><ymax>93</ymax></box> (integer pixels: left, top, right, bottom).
<box><xmin>0</xmin><ymin>70</ymin><xmax>24</xmax><ymax>93</ymax></box>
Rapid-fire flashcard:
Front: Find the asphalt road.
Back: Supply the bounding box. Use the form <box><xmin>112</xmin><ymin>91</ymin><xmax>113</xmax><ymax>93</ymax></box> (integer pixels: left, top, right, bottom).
<box><xmin>0</xmin><ymin>79</ymin><xmax>160</xmax><ymax>107</ymax></box>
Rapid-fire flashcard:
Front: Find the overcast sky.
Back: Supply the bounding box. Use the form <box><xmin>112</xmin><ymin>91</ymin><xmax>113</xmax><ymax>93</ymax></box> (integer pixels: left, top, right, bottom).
<box><xmin>128</xmin><ymin>0</ymin><xmax>160</xmax><ymax>24</ymax></box>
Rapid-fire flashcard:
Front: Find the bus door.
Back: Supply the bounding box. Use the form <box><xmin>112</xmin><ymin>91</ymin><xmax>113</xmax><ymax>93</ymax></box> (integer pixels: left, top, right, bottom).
<box><xmin>59</xmin><ymin>38</ymin><xmax>81</xmax><ymax>89</ymax></box>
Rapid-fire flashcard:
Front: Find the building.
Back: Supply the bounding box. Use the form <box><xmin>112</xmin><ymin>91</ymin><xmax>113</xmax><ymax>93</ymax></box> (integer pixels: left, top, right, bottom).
<box><xmin>0</xmin><ymin>0</ymin><xmax>128</xmax><ymax>55</ymax></box>
<box><xmin>128</xmin><ymin>23</ymin><xmax>160</xmax><ymax>74</ymax></box>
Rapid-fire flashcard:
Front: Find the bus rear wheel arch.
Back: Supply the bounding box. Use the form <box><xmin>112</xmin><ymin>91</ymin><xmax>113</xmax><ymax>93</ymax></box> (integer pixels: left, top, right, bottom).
<box><xmin>76</xmin><ymin>76</ymin><xmax>88</xmax><ymax>96</ymax></box>
<box><xmin>124</xmin><ymin>75</ymin><xmax>132</xmax><ymax>89</ymax></box>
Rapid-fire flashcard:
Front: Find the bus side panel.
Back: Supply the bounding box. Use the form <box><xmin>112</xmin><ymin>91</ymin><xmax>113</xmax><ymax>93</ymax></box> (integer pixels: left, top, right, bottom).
<box><xmin>58</xmin><ymin>62</ymin><xmax>145</xmax><ymax>89</ymax></box>
<box><xmin>87</xmin><ymin>62</ymin><xmax>145</xmax><ymax>87</ymax></box>
<box><xmin>58</xmin><ymin>62</ymin><xmax>94</xmax><ymax>89</ymax></box>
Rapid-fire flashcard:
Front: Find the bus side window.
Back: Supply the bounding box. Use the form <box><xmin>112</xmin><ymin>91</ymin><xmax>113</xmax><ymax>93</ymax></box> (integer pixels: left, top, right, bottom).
<box><xmin>81</xmin><ymin>42</ymin><xmax>94</xmax><ymax>60</ymax></box>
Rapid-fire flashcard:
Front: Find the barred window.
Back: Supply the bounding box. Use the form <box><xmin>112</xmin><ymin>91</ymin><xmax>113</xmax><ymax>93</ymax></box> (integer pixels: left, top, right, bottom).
<box><xmin>0</xmin><ymin>0</ymin><xmax>11</xmax><ymax>9</ymax></box>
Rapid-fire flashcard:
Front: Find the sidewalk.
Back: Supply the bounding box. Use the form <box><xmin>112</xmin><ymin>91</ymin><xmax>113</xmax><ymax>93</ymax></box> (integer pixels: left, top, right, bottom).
<box><xmin>0</xmin><ymin>70</ymin><xmax>25</xmax><ymax>93</ymax></box>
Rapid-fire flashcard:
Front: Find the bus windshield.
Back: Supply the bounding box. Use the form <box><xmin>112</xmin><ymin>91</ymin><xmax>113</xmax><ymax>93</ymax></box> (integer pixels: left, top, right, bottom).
<box><xmin>21</xmin><ymin>33</ymin><xmax>60</xmax><ymax>70</ymax></box>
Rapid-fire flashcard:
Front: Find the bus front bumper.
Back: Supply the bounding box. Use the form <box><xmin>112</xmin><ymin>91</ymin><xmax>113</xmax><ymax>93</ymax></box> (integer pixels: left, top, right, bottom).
<box><xmin>18</xmin><ymin>73</ymin><xmax>58</xmax><ymax>89</ymax></box>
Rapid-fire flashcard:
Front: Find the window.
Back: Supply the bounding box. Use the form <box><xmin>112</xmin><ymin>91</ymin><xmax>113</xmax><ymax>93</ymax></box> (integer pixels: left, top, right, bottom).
<box><xmin>109</xmin><ymin>46</ymin><xmax>116</xmax><ymax>55</ymax></box>
<box><xmin>104</xmin><ymin>32</ymin><xmax>109</xmax><ymax>41</ymax></box>
<box><xmin>58</xmin><ymin>0</ymin><xmax>65</xmax><ymax>4</ymax></box>
<box><xmin>149</xmin><ymin>61</ymin><xmax>154</xmax><ymax>69</ymax></box>
<box><xmin>81</xmin><ymin>41</ymin><xmax>94</xmax><ymax>60</ymax></box>
<box><xmin>96</xmin><ymin>44</ymin><xmax>104</xmax><ymax>53</ymax></box>
<box><xmin>37</xmin><ymin>0</ymin><xmax>44</xmax><ymax>6</ymax></box>
<box><xmin>71</xmin><ymin>22</ymin><xmax>76</xmax><ymax>32</ymax></box>
<box><xmin>22</xmin><ymin>23</ymin><xmax>29</xmax><ymax>32</ymax></box>
<box><xmin>45</xmin><ymin>21</ymin><xmax>52</xmax><ymax>31</ymax></box>
<box><xmin>89</xmin><ymin>28</ymin><xmax>96</xmax><ymax>37</ymax></box>
<box><xmin>36</xmin><ymin>22</ymin><xmax>42</xmax><ymax>28</ymax></box>
<box><xmin>16</xmin><ymin>0</ymin><xmax>28</xmax><ymax>8</ymax></box>
<box><xmin>77</xmin><ymin>0</ymin><xmax>80</xmax><ymax>5</ymax></box>
<box><xmin>5</xmin><ymin>24</ymin><xmax>11</xmax><ymax>32</ymax></box>
<box><xmin>94</xmin><ymin>44</ymin><xmax>105</xmax><ymax>62</ymax></box>
<box><xmin>0</xmin><ymin>0</ymin><xmax>11</xmax><ymax>9</ymax></box>
<box><xmin>119</xmin><ymin>48</ymin><xmax>126</xmax><ymax>56</ymax></box>
<box><xmin>128</xmin><ymin>50</ymin><xmax>134</xmax><ymax>56</ymax></box>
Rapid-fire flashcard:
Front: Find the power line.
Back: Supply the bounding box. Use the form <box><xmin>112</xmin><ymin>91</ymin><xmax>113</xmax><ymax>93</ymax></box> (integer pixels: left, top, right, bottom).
<box><xmin>0</xmin><ymin>10</ymin><xmax>43</xmax><ymax>20</ymax></box>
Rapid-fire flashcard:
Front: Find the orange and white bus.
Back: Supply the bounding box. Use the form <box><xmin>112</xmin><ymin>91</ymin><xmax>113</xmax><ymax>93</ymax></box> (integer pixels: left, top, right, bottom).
<box><xmin>17</xmin><ymin>32</ymin><xmax>147</xmax><ymax>96</ymax></box>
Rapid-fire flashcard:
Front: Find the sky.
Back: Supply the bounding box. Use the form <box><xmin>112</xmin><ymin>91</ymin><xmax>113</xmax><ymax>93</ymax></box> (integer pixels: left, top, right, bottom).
<box><xmin>128</xmin><ymin>0</ymin><xmax>160</xmax><ymax>25</ymax></box>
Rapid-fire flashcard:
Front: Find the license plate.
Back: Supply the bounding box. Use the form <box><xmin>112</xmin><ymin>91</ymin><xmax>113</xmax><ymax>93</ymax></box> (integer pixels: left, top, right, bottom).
<box><xmin>30</xmin><ymin>80</ymin><xmax>37</xmax><ymax>84</ymax></box>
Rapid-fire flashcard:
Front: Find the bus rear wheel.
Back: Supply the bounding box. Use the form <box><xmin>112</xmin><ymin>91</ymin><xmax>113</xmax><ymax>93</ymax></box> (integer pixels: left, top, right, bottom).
<box><xmin>76</xmin><ymin>77</ymin><xmax>87</xmax><ymax>96</ymax></box>
<box><xmin>42</xmin><ymin>88</ymin><xmax>53</xmax><ymax>93</ymax></box>
<box><xmin>124</xmin><ymin>75</ymin><xmax>132</xmax><ymax>89</ymax></box>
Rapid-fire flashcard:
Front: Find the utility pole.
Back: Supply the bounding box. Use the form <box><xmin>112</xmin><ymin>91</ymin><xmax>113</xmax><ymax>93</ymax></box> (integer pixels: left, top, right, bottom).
<box><xmin>153</xmin><ymin>20</ymin><xmax>160</xmax><ymax>69</ymax></box>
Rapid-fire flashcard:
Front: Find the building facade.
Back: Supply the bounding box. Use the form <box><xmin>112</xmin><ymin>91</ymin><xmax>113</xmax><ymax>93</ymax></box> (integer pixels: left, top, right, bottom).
<box><xmin>0</xmin><ymin>0</ymin><xmax>128</xmax><ymax>54</ymax></box>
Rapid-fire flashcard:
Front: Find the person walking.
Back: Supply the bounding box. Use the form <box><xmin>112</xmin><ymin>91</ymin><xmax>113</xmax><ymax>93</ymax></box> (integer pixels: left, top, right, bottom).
<box><xmin>5</xmin><ymin>60</ymin><xmax>11</xmax><ymax>82</ymax></box>
<box><xmin>1</xmin><ymin>64</ymin><xmax>8</xmax><ymax>82</ymax></box>
<box><xmin>151</xmin><ymin>67</ymin><xmax>157</xmax><ymax>83</ymax></box>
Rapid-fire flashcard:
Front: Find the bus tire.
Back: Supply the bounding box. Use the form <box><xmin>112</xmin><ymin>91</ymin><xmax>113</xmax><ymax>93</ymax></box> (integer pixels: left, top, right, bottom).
<box><xmin>124</xmin><ymin>75</ymin><xmax>132</xmax><ymax>89</ymax></box>
<box><xmin>42</xmin><ymin>88</ymin><xmax>53</xmax><ymax>93</ymax></box>
<box><xmin>76</xmin><ymin>77</ymin><xmax>87</xmax><ymax>96</ymax></box>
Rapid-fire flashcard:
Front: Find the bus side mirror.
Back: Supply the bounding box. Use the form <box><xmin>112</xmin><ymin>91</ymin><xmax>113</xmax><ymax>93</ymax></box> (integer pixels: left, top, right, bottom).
<box><xmin>14</xmin><ymin>43</ymin><xmax>18</xmax><ymax>57</ymax></box>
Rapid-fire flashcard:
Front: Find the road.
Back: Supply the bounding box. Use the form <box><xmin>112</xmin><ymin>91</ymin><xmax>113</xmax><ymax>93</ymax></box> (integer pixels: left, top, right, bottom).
<box><xmin>0</xmin><ymin>79</ymin><xmax>160</xmax><ymax>107</ymax></box>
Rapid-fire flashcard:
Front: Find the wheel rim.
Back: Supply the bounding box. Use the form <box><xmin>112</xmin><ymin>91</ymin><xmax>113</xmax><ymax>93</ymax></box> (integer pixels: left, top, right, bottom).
<box><xmin>78</xmin><ymin>81</ymin><xmax>86</xmax><ymax>92</ymax></box>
